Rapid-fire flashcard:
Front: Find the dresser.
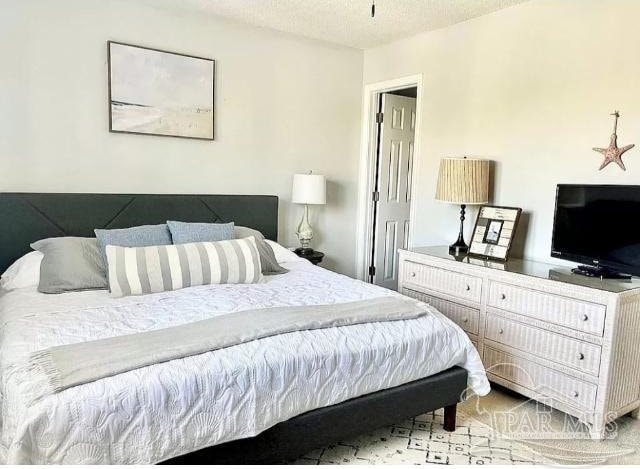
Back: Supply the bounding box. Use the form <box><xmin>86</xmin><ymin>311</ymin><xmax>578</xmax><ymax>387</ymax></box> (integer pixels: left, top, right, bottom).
<box><xmin>398</xmin><ymin>246</ymin><xmax>640</xmax><ymax>439</ymax></box>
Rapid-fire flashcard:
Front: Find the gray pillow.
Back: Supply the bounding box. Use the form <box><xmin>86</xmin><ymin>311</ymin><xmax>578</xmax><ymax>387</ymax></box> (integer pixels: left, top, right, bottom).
<box><xmin>30</xmin><ymin>237</ymin><xmax>108</xmax><ymax>293</ymax></box>
<box><xmin>167</xmin><ymin>220</ymin><xmax>234</xmax><ymax>244</ymax></box>
<box><xmin>235</xmin><ymin>226</ymin><xmax>288</xmax><ymax>275</ymax></box>
<box><xmin>95</xmin><ymin>224</ymin><xmax>172</xmax><ymax>268</ymax></box>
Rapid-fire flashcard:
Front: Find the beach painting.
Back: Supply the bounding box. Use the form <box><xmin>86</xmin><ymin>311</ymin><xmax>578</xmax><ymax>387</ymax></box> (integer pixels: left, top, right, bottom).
<box><xmin>108</xmin><ymin>41</ymin><xmax>214</xmax><ymax>140</ymax></box>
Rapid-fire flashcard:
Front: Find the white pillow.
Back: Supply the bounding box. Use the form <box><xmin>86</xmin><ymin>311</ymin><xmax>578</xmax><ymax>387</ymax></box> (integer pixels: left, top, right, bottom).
<box><xmin>0</xmin><ymin>251</ymin><xmax>44</xmax><ymax>290</ymax></box>
<box><xmin>265</xmin><ymin>240</ymin><xmax>306</xmax><ymax>264</ymax></box>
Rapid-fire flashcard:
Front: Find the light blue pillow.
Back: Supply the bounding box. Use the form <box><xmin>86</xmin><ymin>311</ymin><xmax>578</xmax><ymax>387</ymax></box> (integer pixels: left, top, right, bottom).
<box><xmin>167</xmin><ymin>220</ymin><xmax>235</xmax><ymax>244</ymax></box>
<box><xmin>94</xmin><ymin>224</ymin><xmax>172</xmax><ymax>268</ymax></box>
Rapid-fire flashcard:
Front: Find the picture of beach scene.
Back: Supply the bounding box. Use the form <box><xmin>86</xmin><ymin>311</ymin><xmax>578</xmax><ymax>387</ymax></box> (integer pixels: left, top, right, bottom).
<box><xmin>108</xmin><ymin>42</ymin><xmax>214</xmax><ymax>140</ymax></box>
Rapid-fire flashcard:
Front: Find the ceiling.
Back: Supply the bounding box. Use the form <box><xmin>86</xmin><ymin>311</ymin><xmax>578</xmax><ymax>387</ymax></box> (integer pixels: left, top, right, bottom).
<box><xmin>140</xmin><ymin>0</ymin><xmax>529</xmax><ymax>49</ymax></box>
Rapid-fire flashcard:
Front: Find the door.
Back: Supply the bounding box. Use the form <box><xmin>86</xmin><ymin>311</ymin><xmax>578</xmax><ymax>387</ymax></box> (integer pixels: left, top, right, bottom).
<box><xmin>370</xmin><ymin>93</ymin><xmax>416</xmax><ymax>290</ymax></box>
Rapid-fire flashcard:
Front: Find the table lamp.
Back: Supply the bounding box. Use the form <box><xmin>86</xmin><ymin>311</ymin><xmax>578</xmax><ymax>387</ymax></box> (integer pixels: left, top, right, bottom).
<box><xmin>292</xmin><ymin>172</ymin><xmax>326</xmax><ymax>254</ymax></box>
<box><xmin>435</xmin><ymin>157</ymin><xmax>489</xmax><ymax>254</ymax></box>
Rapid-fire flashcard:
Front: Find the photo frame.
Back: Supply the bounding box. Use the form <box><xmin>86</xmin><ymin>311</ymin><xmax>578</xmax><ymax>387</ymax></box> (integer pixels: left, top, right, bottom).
<box><xmin>469</xmin><ymin>205</ymin><xmax>522</xmax><ymax>261</ymax></box>
<box><xmin>108</xmin><ymin>41</ymin><xmax>215</xmax><ymax>140</ymax></box>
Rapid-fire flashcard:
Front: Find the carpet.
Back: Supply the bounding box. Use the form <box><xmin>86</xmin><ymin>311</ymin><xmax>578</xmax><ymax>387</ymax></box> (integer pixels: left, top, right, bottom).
<box><xmin>292</xmin><ymin>386</ymin><xmax>640</xmax><ymax>465</ymax></box>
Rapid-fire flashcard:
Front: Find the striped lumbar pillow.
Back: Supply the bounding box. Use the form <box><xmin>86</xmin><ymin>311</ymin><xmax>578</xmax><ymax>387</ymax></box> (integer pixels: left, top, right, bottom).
<box><xmin>105</xmin><ymin>237</ymin><xmax>263</xmax><ymax>297</ymax></box>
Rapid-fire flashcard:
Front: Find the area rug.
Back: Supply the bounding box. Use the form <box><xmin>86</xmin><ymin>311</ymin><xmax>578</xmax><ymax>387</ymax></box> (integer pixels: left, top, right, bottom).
<box><xmin>291</xmin><ymin>406</ymin><xmax>549</xmax><ymax>465</ymax></box>
<box><xmin>462</xmin><ymin>386</ymin><xmax>640</xmax><ymax>465</ymax></box>
<box><xmin>291</xmin><ymin>386</ymin><xmax>640</xmax><ymax>465</ymax></box>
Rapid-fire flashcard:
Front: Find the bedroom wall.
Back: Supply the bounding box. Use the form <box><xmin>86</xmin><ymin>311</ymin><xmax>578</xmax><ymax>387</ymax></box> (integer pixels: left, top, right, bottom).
<box><xmin>364</xmin><ymin>0</ymin><xmax>640</xmax><ymax>264</ymax></box>
<box><xmin>0</xmin><ymin>0</ymin><xmax>363</xmax><ymax>275</ymax></box>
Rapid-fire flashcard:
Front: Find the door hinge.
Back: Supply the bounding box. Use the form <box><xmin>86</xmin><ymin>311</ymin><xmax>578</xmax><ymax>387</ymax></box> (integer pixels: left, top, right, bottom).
<box><xmin>372</xmin><ymin>191</ymin><xmax>380</xmax><ymax>202</ymax></box>
<box><xmin>375</xmin><ymin>112</ymin><xmax>384</xmax><ymax>124</ymax></box>
<box><xmin>368</xmin><ymin>265</ymin><xmax>376</xmax><ymax>277</ymax></box>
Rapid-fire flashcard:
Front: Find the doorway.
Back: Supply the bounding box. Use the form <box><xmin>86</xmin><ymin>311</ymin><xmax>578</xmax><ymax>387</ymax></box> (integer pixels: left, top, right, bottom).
<box><xmin>355</xmin><ymin>75</ymin><xmax>422</xmax><ymax>290</ymax></box>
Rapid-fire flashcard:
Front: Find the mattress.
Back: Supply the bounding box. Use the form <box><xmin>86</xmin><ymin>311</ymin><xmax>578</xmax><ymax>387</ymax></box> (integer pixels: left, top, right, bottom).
<box><xmin>0</xmin><ymin>259</ymin><xmax>489</xmax><ymax>464</ymax></box>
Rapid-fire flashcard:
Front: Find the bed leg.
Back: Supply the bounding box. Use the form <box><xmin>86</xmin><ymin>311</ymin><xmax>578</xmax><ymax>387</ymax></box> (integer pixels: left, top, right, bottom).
<box><xmin>443</xmin><ymin>404</ymin><xmax>457</xmax><ymax>432</ymax></box>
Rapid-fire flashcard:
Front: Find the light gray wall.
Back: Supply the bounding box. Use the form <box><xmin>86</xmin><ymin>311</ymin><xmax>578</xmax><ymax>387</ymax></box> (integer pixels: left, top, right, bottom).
<box><xmin>0</xmin><ymin>0</ymin><xmax>364</xmax><ymax>275</ymax></box>
<box><xmin>364</xmin><ymin>0</ymin><xmax>640</xmax><ymax>264</ymax></box>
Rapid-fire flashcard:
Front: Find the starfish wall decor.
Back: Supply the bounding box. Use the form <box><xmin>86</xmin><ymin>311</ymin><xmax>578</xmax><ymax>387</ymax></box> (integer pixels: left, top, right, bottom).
<box><xmin>593</xmin><ymin>111</ymin><xmax>635</xmax><ymax>171</ymax></box>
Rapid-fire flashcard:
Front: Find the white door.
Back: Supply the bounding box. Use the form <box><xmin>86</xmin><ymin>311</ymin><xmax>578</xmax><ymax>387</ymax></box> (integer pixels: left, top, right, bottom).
<box><xmin>371</xmin><ymin>93</ymin><xmax>416</xmax><ymax>289</ymax></box>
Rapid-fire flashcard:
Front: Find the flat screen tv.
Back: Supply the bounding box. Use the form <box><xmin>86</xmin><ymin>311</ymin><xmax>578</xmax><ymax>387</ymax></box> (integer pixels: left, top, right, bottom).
<box><xmin>551</xmin><ymin>184</ymin><xmax>640</xmax><ymax>278</ymax></box>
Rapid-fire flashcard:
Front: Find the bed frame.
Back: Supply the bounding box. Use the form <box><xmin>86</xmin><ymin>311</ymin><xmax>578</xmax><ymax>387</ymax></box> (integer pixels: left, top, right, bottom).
<box><xmin>0</xmin><ymin>192</ymin><xmax>468</xmax><ymax>464</ymax></box>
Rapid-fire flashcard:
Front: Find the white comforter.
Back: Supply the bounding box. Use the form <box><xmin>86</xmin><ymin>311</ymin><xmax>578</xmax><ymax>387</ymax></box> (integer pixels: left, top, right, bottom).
<box><xmin>0</xmin><ymin>260</ymin><xmax>489</xmax><ymax>464</ymax></box>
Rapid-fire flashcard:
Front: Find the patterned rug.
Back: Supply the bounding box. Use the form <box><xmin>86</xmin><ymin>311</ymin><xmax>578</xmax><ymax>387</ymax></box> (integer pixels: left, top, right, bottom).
<box><xmin>291</xmin><ymin>408</ymin><xmax>548</xmax><ymax>465</ymax></box>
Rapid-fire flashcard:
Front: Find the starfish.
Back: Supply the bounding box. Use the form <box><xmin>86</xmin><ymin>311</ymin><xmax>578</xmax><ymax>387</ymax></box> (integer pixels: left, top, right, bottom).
<box><xmin>593</xmin><ymin>111</ymin><xmax>634</xmax><ymax>170</ymax></box>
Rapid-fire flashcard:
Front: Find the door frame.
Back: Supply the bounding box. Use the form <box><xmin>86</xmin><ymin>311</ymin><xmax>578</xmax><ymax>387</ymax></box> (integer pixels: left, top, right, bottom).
<box><xmin>354</xmin><ymin>74</ymin><xmax>424</xmax><ymax>281</ymax></box>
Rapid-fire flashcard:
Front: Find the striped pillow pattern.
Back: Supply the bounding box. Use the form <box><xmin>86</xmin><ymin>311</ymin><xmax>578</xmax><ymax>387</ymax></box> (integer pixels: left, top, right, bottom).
<box><xmin>106</xmin><ymin>237</ymin><xmax>263</xmax><ymax>297</ymax></box>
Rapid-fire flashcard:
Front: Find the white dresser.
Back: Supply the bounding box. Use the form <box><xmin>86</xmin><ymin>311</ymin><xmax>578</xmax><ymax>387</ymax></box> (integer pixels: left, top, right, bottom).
<box><xmin>398</xmin><ymin>246</ymin><xmax>640</xmax><ymax>439</ymax></box>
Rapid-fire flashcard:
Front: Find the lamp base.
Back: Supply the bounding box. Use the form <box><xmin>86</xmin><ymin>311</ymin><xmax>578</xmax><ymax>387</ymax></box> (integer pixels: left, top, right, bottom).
<box><xmin>448</xmin><ymin>239</ymin><xmax>469</xmax><ymax>255</ymax></box>
<box><xmin>449</xmin><ymin>204</ymin><xmax>469</xmax><ymax>255</ymax></box>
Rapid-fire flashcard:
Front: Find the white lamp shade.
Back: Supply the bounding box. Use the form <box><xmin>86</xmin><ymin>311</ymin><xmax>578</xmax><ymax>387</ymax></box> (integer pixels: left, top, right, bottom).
<box><xmin>292</xmin><ymin>174</ymin><xmax>326</xmax><ymax>205</ymax></box>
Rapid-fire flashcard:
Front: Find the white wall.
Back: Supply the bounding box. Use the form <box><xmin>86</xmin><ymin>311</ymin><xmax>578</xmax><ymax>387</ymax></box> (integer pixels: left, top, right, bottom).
<box><xmin>0</xmin><ymin>0</ymin><xmax>363</xmax><ymax>275</ymax></box>
<box><xmin>364</xmin><ymin>0</ymin><xmax>640</xmax><ymax>264</ymax></box>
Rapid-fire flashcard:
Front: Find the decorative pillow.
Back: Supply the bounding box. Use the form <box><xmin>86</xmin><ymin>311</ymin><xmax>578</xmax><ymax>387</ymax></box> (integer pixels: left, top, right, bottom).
<box><xmin>106</xmin><ymin>237</ymin><xmax>263</xmax><ymax>297</ymax></box>
<box><xmin>167</xmin><ymin>220</ymin><xmax>234</xmax><ymax>244</ymax></box>
<box><xmin>265</xmin><ymin>240</ymin><xmax>306</xmax><ymax>264</ymax></box>
<box><xmin>30</xmin><ymin>237</ymin><xmax>108</xmax><ymax>294</ymax></box>
<box><xmin>235</xmin><ymin>226</ymin><xmax>288</xmax><ymax>275</ymax></box>
<box><xmin>0</xmin><ymin>251</ymin><xmax>44</xmax><ymax>291</ymax></box>
<box><xmin>95</xmin><ymin>224</ymin><xmax>172</xmax><ymax>268</ymax></box>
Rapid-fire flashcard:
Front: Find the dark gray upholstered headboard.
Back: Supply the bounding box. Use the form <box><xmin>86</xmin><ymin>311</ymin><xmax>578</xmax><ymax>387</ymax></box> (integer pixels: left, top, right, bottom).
<box><xmin>0</xmin><ymin>193</ymin><xmax>278</xmax><ymax>273</ymax></box>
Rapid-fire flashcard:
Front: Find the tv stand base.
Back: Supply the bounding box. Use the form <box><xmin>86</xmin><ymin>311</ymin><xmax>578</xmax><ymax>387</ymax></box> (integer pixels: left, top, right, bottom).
<box><xmin>571</xmin><ymin>265</ymin><xmax>632</xmax><ymax>280</ymax></box>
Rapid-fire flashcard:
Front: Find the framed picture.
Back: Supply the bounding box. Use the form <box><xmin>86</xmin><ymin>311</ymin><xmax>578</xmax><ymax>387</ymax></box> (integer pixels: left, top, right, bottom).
<box><xmin>108</xmin><ymin>41</ymin><xmax>215</xmax><ymax>140</ymax></box>
<box><xmin>469</xmin><ymin>205</ymin><xmax>522</xmax><ymax>261</ymax></box>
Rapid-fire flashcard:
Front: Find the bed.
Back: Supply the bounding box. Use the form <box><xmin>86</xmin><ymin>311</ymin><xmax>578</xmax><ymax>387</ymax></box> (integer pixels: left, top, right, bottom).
<box><xmin>0</xmin><ymin>193</ymin><xmax>489</xmax><ymax>464</ymax></box>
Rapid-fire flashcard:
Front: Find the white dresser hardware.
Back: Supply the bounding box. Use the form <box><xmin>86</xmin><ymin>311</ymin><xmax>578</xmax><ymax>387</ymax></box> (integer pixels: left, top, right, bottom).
<box><xmin>398</xmin><ymin>246</ymin><xmax>640</xmax><ymax>439</ymax></box>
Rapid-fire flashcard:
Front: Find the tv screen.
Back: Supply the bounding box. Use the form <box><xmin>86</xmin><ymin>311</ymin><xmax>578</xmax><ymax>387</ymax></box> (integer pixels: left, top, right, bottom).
<box><xmin>551</xmin><ymin>184</ymin><xmax>640</xmax><ymax>276</ymax></box>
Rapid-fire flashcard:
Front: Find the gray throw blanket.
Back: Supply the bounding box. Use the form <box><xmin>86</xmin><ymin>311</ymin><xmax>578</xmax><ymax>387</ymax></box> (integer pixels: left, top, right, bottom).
<box><xmin>29</xmin><ymin>296</ymin><xmax>428</xmax><ymax>395</ymax></box>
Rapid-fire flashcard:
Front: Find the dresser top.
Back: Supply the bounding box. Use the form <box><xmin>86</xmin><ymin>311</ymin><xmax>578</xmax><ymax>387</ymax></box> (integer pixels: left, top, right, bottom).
<box><xmin>406</xmin><ymin>246</ymin><xmax>640</xmax><ymax>293</ymax></box>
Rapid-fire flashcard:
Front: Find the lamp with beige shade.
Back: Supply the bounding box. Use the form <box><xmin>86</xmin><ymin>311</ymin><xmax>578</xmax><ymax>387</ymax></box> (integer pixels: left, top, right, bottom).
<box><xmin>435</xmin><ymin>157</ymin><xmax>490</xmax><ymax>254</ymax></box>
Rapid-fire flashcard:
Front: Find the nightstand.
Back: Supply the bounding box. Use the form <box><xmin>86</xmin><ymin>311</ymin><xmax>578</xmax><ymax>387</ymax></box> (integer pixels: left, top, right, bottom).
<box><xmin>294</xmin><ymin>248</ymin><xmax>324</xmax><ymax>265</ymax></box>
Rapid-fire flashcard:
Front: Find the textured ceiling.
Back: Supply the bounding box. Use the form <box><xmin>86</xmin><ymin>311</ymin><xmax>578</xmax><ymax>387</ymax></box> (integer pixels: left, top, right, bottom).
<box><xmin>139</xmin><ymin>0</ymin><xmax>529</xmax><ymax>49</ymax></box>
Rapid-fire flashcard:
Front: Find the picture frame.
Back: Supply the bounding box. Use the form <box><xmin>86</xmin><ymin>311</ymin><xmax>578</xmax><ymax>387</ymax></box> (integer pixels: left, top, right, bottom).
<box><xmin>108</xmin><ymin>41</ymin><xmax>215</xmax><ymax>140</ymax></box>
<box><xmin>469</xmin><ymin>205</ymin><xmax>522</xmax><ymax>261</ymax></box>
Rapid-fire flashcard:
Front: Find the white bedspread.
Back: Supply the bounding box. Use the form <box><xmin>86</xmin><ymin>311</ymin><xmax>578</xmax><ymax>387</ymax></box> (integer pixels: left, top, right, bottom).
<box><xmin>0</xmin><ymin>260</ymin><xmax>489</xmax><ymax>464</ymax></box>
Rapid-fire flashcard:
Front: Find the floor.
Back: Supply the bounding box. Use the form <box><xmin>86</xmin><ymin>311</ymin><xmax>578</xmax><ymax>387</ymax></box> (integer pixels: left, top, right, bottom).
<box><xmin>292</xmin><ymin>386</ymin><xmax>640</xmax><ymax>465</ymax></box>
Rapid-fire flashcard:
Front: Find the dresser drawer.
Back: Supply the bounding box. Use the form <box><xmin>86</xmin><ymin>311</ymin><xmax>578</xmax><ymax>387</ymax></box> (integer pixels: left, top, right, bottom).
<box><xmin>484</xmin><ymin>347</ymin><xmax>597</xmax><ymax>411</ymax></box>
<box><xmin>485</xmin><ymin>314</ymin><xmax>601</xmax><ymax>376</ymax></box>
<box><xmin>488</xmin><ymin>282</ymin><xmax>606</xmax><ymax>335</ymax></box>
<box><xmin>402</xmin><ymin>261</ymin><xmax>482</xmax><ymax>303</ymax></box>
<box><xmin>403</xmin><ymin>288</ymin><xmax>479</xmax><ymax>335</ymax></box>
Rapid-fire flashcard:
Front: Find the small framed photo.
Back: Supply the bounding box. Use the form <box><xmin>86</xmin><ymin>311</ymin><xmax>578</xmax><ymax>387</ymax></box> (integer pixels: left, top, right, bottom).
<box><xmin>469</xmin><ymin>206</ymin><xmax>522</xmax><ymax>261</ymax></box>
<box><xmin>483</xmin><ymin>220</ymin><xmax>504</xmax><ymax>245</ymax></box>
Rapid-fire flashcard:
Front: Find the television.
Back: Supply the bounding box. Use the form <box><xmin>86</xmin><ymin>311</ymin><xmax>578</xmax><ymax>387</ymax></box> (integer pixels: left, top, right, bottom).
<box><xmin>551</xmin><ymin>184</ymin><xmax>640</xmax><ymax>278</ymax></box>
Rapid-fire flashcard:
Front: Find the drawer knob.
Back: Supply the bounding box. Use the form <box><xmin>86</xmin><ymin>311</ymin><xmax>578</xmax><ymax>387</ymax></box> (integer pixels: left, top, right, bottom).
<box><xmin>578</xmin><ymin>352</ymin><xmax>585</xmax><ymax>360</ymax></box>
<box><xmin>582</xmin><ymin>314</ymin><xmax>589</xmax><ymax>322</ymax></box>
<box><xmin>465</xmin><ymin>284</ymin><xmax>471</xmax><ymax>291</ymax></box>
<box><xmin>463</xmin><ymin>317</ymin><xmax>469</xmax><ymax>323</ymax></box>
<box><xmin>501</xmin><ymin>293</ymin><xmax>506</xmax><ymax>300</ymax></box>
<box><xmin>573</xmin><ymin>391</ymin><xmax>580</xmax><ymax>398</ymax></box>
<box><xmin>411</xmin><ymin>272</ymin><xmax>416</xmax><ymax>278</ymax></box>
<box><xmin>498</xmin><ymin>328</ymin><xmax>504</xmax><ymax>335</ymax></box>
